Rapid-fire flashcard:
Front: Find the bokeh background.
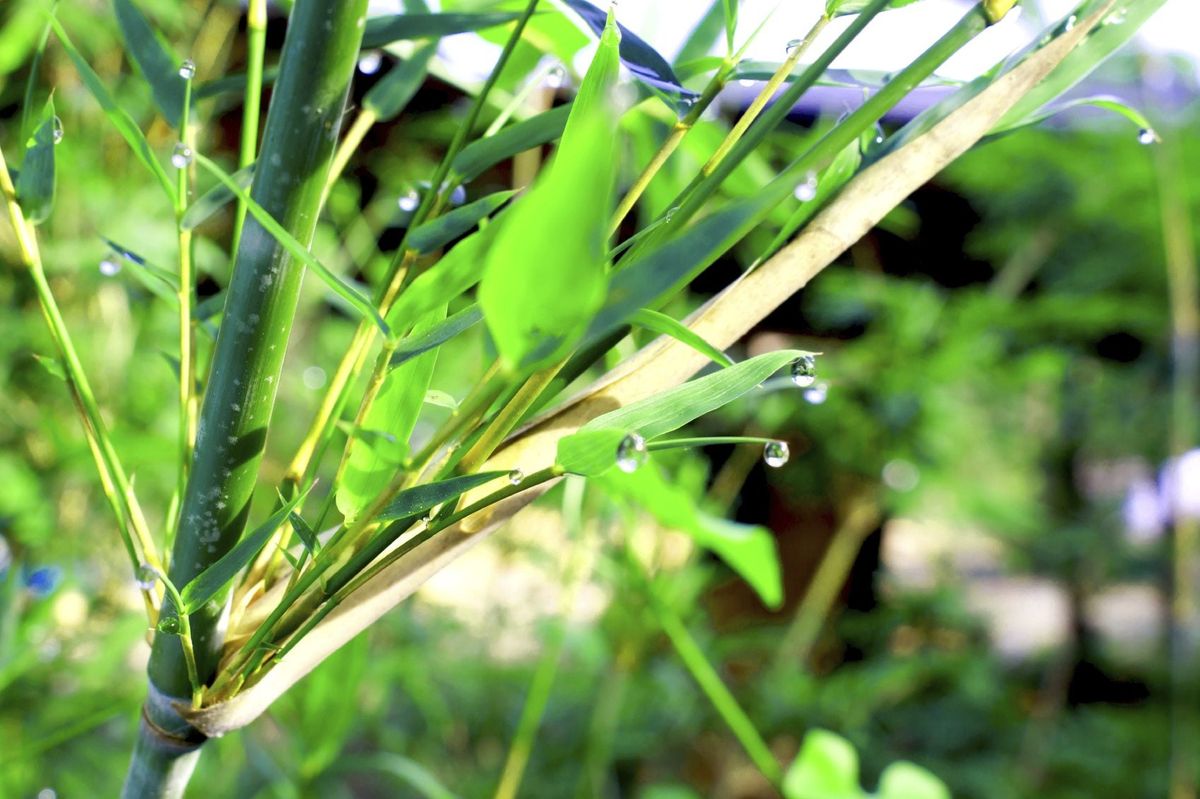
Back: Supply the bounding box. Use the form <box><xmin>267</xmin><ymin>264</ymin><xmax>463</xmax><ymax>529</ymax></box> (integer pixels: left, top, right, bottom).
<box><xmin>1</xmin><ymin>0</ymin><xmax>1198</xmax><ymax>797</ymax></box>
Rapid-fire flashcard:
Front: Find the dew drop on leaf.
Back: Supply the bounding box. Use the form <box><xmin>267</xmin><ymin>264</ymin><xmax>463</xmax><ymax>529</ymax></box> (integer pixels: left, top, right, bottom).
<box><xmin>763</xmin><ymin>441</ymin><xmax>790</xmax><ymax>468</ymax></box>
<box><xmin>178</xmin><ymin>59</ymin><xmax>196</xmax><ymax>80</ymax></box>
<box><xmin>156</xmin><ymin>616</ymin><xmax>181</xmax><ymax>635</ymax></box>
<box><xmin>508</xmin><ymin>469</ymin><xmax>525</xmax><ymax>486</ymax></box>
<box><xmin>794</xmin><ymin>172</ymin><xmax>818</xmax><ymax>202</ymax></box>
<box><xmin>616</xmin><ymin>433</ymin><xmax>647</xmax><ymax>474</ymax></box>
<box><xmin>804</xmin><ymin>382</ymin><xmax>828</xmax><ymax>405</ymax></box>
<box><xmin>1137</xmin><ymin>128</ymin><xmax>1159</xmax><ymax>146</ymax></box>
<box><xmin>51</xmin><ymin>116</ymin><xmax>64</xmax><ymax>145</ymax></box>
<box><xmin>790</xmin><ymin>355</ymin><xmax>817</xmax><ymax>387</ymax></box>
<box><xmin>171</xmin><ymin>143</ymin><xmax>194</xmax><ymax>169</ymax></box>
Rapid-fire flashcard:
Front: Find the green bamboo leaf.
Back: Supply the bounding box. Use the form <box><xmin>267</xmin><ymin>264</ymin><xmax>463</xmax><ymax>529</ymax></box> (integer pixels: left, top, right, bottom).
<box><xmin>101</xmin><ymin>237</ymin><xmax>180</xmax><ymax>305</ymax></box>
<box><xmin>179</xmin><ymin>487</ymin><xmax>311</xmax><ymax>613</ymax></box>
<box><xmin>337</xmin><ymin>753</ymin><xmax>460</xmax><ymax>799</ymax></box>
<box><xmin>376</xmin><ymin>470</ymin><xmax>508</xmax><ymax>523</ymax></box>
<box><xmin>878</xmin><ymin>762</ymin><xmax>950</xmax><ymax>799</ymax></box>
<box><xmin>556</xmin><ymin>350</ymin><xmax>809</xmax><ymax>476</ymax></box>
<box><xmin>194</xmin><ymin>66</ymin><xmax>280</xmax><ymax>100</ymax></box>
<box><xmin>362</xmin><ymin>12</ymin><xmax>523</xmax><ymax>49</ymax></box>
<box><xmin>478</xmin><ymin>10</ymin><xmax>621</xmax><ymax>371</ymax></box>
<box><xmin>363</xmin><ymin>41</ymin><xmax>437</xmax><ymax>122</ymax></box>
<box><xmin>560</xmin><ymin>0</ymin><xmax>696</xmax><ymax>99</ymax></box>
<box><xmin>423</xmin><ymin>389</ymin><xmax>459</xmax><ymax>411</ymax></box>
<box><xmin>408</xmin><ymin>190</ymin><xmax>515</xmax><ymax>254</ymax></box>
<box><xmin>391</xmin><ymin>305</ymin><xmax>483</xmax><ymax>368</ymax></box>
<box><xmin>288</xmin><ymin>512</ymin><xmax>321</xmax><ymax>557</ymax></box>
<box><xmin>731</xmin><ymin>61</ymin><xmax>958</xmax><ymax>89</ymax></box>
<box><xmin>990</xmin><ymin>93</ymin><xmax>1156</xmax><ymax>138</ymax></box>
<box><xmin>193</xmin><ymin>153</ymin><xmax>388</xmax><ymax>335</ymax></box>
<box><xmin>385</xmin><ymin>224</ymin><xmax>496</xmax><ymax>331</ymax></box>
<box><xmin>16</xmin><ymin>100</ymin><xmax>57</xmax><ymax>224</ymax></box>
<box><xmin>337</xmin><ymin>307</ymin><xmax>445</xmax><ymax>522</ymax></box>
<box><xmin>675</xmin><ymin>0</ymin><xmax>726</xmax><ymax>67</ymax></box>
<box><xmin>721</xmin><ymin>0</ymin><xmax>737</xmax><ymax>52</ymax></box>
<box><xmin>599</xmin><ymin>464</ymin><xmax>782</xmax><ymax>608</ymax></box>
<box><xmin>826</xmin><ymin>0</ymin><xmax>923</xmax><ymax>16</ymax></box>
<box><xmin>782</xmin><ymin>730</ymin><xmax>860</xmax><ymax>799</ymax></box>
<box><xmin>630</xmin><ymin>308</ymin><xmax>733</xmax><ymax>368</ymax></box>
<box><xmin>450</xmin><ymin>104</ymin><xmax>571</xmax><ymax>183</ymax></box>
<box><xmin>113</xmin><ymin>0</ymin><xmax>185</xmax><ymax>127</ymax></box>
<box><xmin>49</xmin><ymin>18</ymin><xmax>174</xmax><ymax>203</ymax></box>
<box><xmin>764</xmin><ymin>140</ymin><xmax>862</xmax><ymax>255</ymax></box>
<box><xmin>32</xmin><ymin>353</ymin><xmax>66</xmax><ymax>382</ymax></box>
<box><xmin>180</xmin><ymin>163</ymin><xmax>255</xmax><ymax>230</ymax></box>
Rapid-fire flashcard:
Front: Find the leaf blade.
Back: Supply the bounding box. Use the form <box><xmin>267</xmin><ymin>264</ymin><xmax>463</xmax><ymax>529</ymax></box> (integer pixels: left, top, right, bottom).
<box><xmin>113</xmin><ymin>0</ymin><xmax>184</xmax><ymax>127</ymax></box>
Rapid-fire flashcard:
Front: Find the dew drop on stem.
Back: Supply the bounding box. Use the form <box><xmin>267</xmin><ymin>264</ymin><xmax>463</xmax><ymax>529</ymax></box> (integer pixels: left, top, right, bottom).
<box><xmin>616</xmin><ymin>433</ymin><xmax>647</xmax><ymax>474</ymax></box>
<box><xmin>790</xmin><ymin>354</ymin><xmax>817</xmax><ymax>387</ymax></box>
<box><xmin>507</xmin><ymin>469</ymin><xmax>525</xmax><ymax>486</ymax></box>
<box><xmin>1138</xmin><ymin>128</ymin><xmax>1159</xmax><ymax>146</ymax></box>
<box><xmin>171</xmin><ymin>143</ymin><xmax>194</xmax><ymax>169</ymax></box>
<box><xmin>134</xmin><ymin>563</ymin><xmax>156</xmax><ymax>591</ymax></box>
<box><xmin>763</xmin><ymin>441</ymin><xmax>790</xmax><ymax>468</ymax></box>
<box><xmin>785</xmin><ymin>38</ymin><xmax>803</xmax><ymax>55</ymax></box>
<box><xmin>156</xmin><ymin>616</ymin><xmax>181</xmax><ymax>635</ymax></box>
<box><xmin>398</xmin><ymin>191</ymin><xmax>419</xmax><ymax>212</ymax></box>
<box><xmin>178</xmin><ymin>59</ymin><xmax>196</xmax><ymax>80</ymax></box>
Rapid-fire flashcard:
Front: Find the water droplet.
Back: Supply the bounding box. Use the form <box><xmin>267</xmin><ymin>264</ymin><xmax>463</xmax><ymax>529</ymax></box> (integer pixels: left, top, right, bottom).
<box><xmin>99</xmin><ymin>258</ymin><xmax>122</xmax><ymax>277</ymax></box>
<box><xmin>51</xmin><ymin>116</ymin><xmax>64</xmax><ymax>144</ymax></box>
<box><xmin>171</xmin><ymin>143</ymin><xmax>193</xmax><ymax>169</ymax></box>
<box><xmin>508</xmin><ymin>469</ymin><xmax>525</xmax><ymax>486</ymax></box>
<box><xmin>738</xmin><ymin>78</ymin><xmax>756</xmax><ymax>87</ymax></box>
<box><xmin>1104</xmin><ymin>8</ymin><xmax>1127</xmax><ymax>25</ymax></box>
<box><xmin>156</xmin><ymin>615</ymin><xmax>181</xmax><ymax>635</ymax></box>
<box><xmin>790</xmin><ymin>355</ymin><xmax>817</xmax><ymax>387</ymax></box>
<box><xmin>803</xmin><ymin>382</ymin><xmax>828</xmax><ymax>405</ymax></box>
<box><xmin>419</xmin><ymin>514</ymin><xmax>431</xmax><ymax>525</ymax></box>
<box><xmin>763</xmin><ymin>441</ymin><xmax>790</xmax><ymax>468</ymax></box>
<box><xmin>546</xmin><ymin>65</ymin><xmax>566</xmax><ymax>89</ymax></box>
<box><xmin>178</xmin><ymin>59</ymin><xmax>196</xmax><ymax>80</ymax></box>
<box><xmin>302</xmin><ymin>366</ymin><xmax>326</xmax><ymax>390</ymax></box>
<box><xmin>1063</xmin><ymin>14</ymin><xmax>1077</xmax><ymax>31</ymax></box>
<box><xmin>357</xmin><ymin>51</ymin><xmax>383</xmax><ymax>75</ymax></box>
<box><xmin>794</xmin><ymin>172</ymin><xmax>818</xmax><ymax>202</ymax></box>
<box><xmin>785</xmin><ymin>38</ymin><xmax>804</xmax><ymax>55</ymax></box>
<box><xmin>616</xmin><ymin>433</ymin><xmax>647</xmax><ymax>474</ymax></box>
<box><xmin>398</xmin><ymin>191</ymin><xmax>420</xmax><ymax>212</ymax></box>
<box><xmin>1137</xmin><ymin>128</ymin><xmax>1159</xmax><ymax>145</ymax></box>
<box><xmin>134</xmin><ymin>563</ymin><xmax>157</xmax><ymax>591</ymax></box>
<box><xmin>448</xmin><ymin>184</ymin><xmax>467</xmax><ymax>206</ymax></box>
<box><xmin>882</xmin><ymin>458</ymin><xmax>919</xmax><ymax>492</ymax></box>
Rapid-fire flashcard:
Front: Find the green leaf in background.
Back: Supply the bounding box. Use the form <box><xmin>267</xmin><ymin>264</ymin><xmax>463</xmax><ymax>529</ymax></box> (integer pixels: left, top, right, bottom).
<box><xmin>478</xmin><ymin>9</ymin><xmax>621</xmax><ymax>371</ymax></box>
<box><xmin>450</xmin><ymin>104</ymin><xmax>571</xmax><ymax>184</ymax></box>
<box><xmin>877</xmin><ymin>762</ymin><xmax>951</xmax><ymax>799</ymax></box>
<box><xmin>721</xmin><ymin>0</ymin><xmax>738</xmax><ymax>52</ymax></box>
<box><xmin>385</xmin><ymin>224</ymin><xmax>496</xmax><ymax>331</ymax></box>
<box><xmin>337</xmin><ymin>307</ymin><xmax>445</xmax><ymax>522</ymax></box>
<box><xmin>113</xmin><ymin>0</ymin><xmax>184</xmax><ymax>128</ymax></box>
<box><xmin>599</xmin><ymin>464</ymin><xmax>782</xmax><ymax>608</ymax></box>
<box><xmin>782</xmin><ymin>729</ymin><xmax>861</xmax><ymax>799</ymax></box>
<box><xmin>49</xmin><ymin>18</ymin><xmax>175</xmax><ymax>202</ymax></box>
<box><xmin>559</xmin><ymin>0</ymin><xmax>697</xmax><ymax>100</ymax></box>
<box><xmin>361</xmin><ymin>12</ymin><xmax>523</xmax><ymax>50</ymax></box>
<box><xmin>180</xmin><ymin>163</ymin><xmax>255</xmax><ymax>230</ymax></box>
<box><xmin>376</xmin><ymin>471</ymin><xmax>507</xmax><ymax>523</ymax></box>
<box><xmin>826</xmin><ymin>0</ymin><xmax>924</xmax><ymax>17</ymax></box>
<box><xmin>408</xmin><ymin>190</ymin><xmax>515</xmax><ymax>254</ymax></box>
<box><xmin>16</xmin><ymin>99</ymin><xmax>57</xmax><ymax>224</ymax></box>
<box><xmin>559</xmin><ymin>350</ymin><xmax>810</xmax><ymax>477</ymax></box>
<box><xmin>193</xmin><ymin>153</ymin><xmax>388</xmax><ymax>335</ymax></box>
<box><xmin>630</xmin><ymin>308</ymin><xmax>734</xmax><ymax>368</ymax></box>
<box><xmin>179</xmin><ymin>487</ymin><xmax>311</xmax><ymax>613</ymax></box>
<box><xmin>390</xmin><ymin>305</ymin><xmax>483</xmax><ymax>368</ymax></box>
<box><xmin>102</xmin><ymin>237</ymin><xmax>181</xmax><ymax>304</ymax></box>
<box><xmin>675</xmin><ymin>0</ymin><xmax>726</xmax><ymax>67</ymax></box>
<box><xmin>363</xmin><ymin>41</ymin><xmax>438</xmax><ymax>122</ymax></box>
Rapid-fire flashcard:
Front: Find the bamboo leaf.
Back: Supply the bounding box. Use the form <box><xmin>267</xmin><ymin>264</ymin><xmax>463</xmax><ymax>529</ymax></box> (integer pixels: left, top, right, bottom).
<box><xmin>181</xmin><ymin>163</ymin><xmax>255</xmax><ymax>230</ymax></box>
<box><xmin>337</xmin><ymin>307</ymin><xmax>445</xmax><ymax>521</ymax></box>
<box><xmin>675</xmin><ymin>1</ymin><xmax>726</xmax><ymax>67</ymax></box>
<box><xmin>556</xmin><ymin>350</ymin><xmax>808</xmax><ymax>476</ymax></box>
<box><xmin>113</xmin><ymin>0</ymin><xmax>185</xmax><ymax>127</ymax></box>
<box><xmin>599</xmin><ymin>464</ymin><xmax>782</xmax><ymax>608</ymax></box>
<box><xmin>385</xmin><ymin>225</ymin><xmax>496</xmax><ymax>330</ymax></box>
<box><xmin>49</xmin><ymin>18</ymin><xmax>174</xmax><ymax>203</ymax></box>
<box><xmin>450</xmin><ymin>104</ymin><xmax>571</xmax><ymax>183</ymax></box>
<box><xmin>363</xmin><ymin>41</ymin><xmax>437</xmax><ymax>122</ymax></box>
<box><xmin>376</xmin><ymin>471</ymin><xmax>508</xmax><ymax>523</ymax></box>
<box><xmin>16</xmin><ymin>100</ymin><xmax>57</xmax><ymax>225</ymax></box>
<box><xmin>362</xmin><ymin>12</ymin><xmax>523</xmax><ymax>49</ymax></box>
<box><xmin>32</xmin><ymin>353</ymin><xmax>66</xmax><ymax>382</ymax></box>
<box><xmin>408</xmin><ymin>190</ymin><xmax>515</xmax><ymax>254</ymax></box>
<box><xmin>391</xmin><ymin>305</ymin><xmax>483</xmax><ymax>368</ymax></box>
<box><xmin>180</xmin><ymin>487</ymin><xmax>311</xmax><ymax>613</ymax></box>
<box><xmin>877</xmin><ymin>762</ymin><xmax>951</xmax><ymax>799</ymax></box>
<box><xmin>193</xmin><ymin>153</ymin><xmax>388</xmax><ymax>335</ymax></box>
<box><xmin>826</xmin><ymin>0</ymin><xmax>924</xmax><ymax>16</ymax></box>
<box><xmin>721</xmin><ymin>0</ymin><xmax>737</xmax><ymax>52</ymax></box>
<box><xmin>559</xmin><ymin>0</ymin><xmax>696</xmax><ymax>99</ymax></box>
<box><xmin>288</xmin><ymin>512</ymin><xmax>321</xmax><ymax>557</ymax></box>
<box><xmin>990</xmin><ymin>93</ymin><xmax>1156</xmax><ymax>137</ymax></box>
<box><xmin>782</xmin><ymin>730</ymin><xmax>860</xmax><ymax>799</ymax></box>
<box><xmin>765</xmin><ymin>140</ymin><xmax>862</xmax><ymax>256</ymax></box>
<box><xmin>630</xmin><ymin>308</ymin><xmax>733</xmax><ymax>368</ymax></box>
<box><xmin>478</xmin><ymin>11</ymin><xmax>620</xmax><ymax>371</ymax></box>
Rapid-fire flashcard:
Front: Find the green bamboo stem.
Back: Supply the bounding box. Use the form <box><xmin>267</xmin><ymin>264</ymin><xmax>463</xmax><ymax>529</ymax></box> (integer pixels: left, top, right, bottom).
<box><xmin>231</xmin><ymin>0</ymin><xmax>268</xmax><ymax>253</ymax></box>
<box><xmin>129</xmin><ymin>3</ymin><xmax>368</xmax><ymax>794</ymax></box>
<box><xmin>624</xmin><ymin>539</ymin><xmax>782</xmax><ymax>785</ymax></box>
<box><xmin>172</xmin><ymin>68</ymin><xmax>198</xmax><ymax>543</ymax></box>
